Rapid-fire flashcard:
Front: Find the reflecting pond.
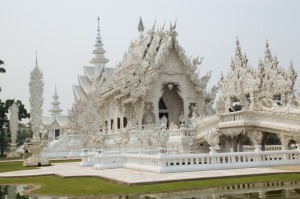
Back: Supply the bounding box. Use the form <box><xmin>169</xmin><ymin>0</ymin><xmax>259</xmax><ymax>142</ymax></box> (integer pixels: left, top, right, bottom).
<box><xmin>2</xmin><ymin>181</ymin><xmax>300</xmax><ymax>199</ymax></box>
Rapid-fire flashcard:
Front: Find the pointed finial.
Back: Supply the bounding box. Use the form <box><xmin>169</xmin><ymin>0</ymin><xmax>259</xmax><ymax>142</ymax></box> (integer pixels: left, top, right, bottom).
<box><xmin>266</xmin><ymin>39</ymin><xmax>269</xmax><ymax>48</ymax></box>
<box><xmin>54</xmin><ymin>84</ymin><xmax>57</xmax><ymax>96</ymax></box>
<box><xmin>35</xmin><ymin>51</ymin><xmax>38</xmax><ymax>67</ymax></box>
<box><xmin>138</xmin><ymin>16</ymin><xmax>144</xmax><ymax>32</ymax></box>
<box><xmin>97</xmin><ymin>16</ymin><xmax>100</xmax><ymax>31</ymax></box>
<box><xmin>236</xmin><ymin>36</ymin><xmax>239</xmax><ymax>46</ymax></box>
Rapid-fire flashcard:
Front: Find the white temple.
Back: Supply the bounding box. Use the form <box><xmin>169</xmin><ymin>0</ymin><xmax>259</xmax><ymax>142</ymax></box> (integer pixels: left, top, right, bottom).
<box><xmin>40</xmin><ymin>17</ymin><xmax>300</xmax><ymax>173</ymax></box>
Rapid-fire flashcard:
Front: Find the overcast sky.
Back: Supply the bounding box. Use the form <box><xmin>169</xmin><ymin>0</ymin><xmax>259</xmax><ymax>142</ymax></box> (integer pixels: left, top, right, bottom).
<box><xmin>1</xmin><ymin>0</ymin><xmax>300</xmax><ymax>117</ymax></box>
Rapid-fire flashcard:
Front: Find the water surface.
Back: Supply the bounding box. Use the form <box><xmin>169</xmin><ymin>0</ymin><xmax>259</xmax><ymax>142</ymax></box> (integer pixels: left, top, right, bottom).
<box><xmin>1</xmin><ymin>181</ymin><xmax>300</xmax><ymax>199</ymax></box>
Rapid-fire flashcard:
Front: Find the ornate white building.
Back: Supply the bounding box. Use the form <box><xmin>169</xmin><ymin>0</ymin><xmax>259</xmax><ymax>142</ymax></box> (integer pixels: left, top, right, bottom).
<box><xmin>42</xmin><ymin>87</ymin><xmax>69</xmax><ymax>158</ymax></box>
<box><xmin>42</xmin><ymin>17</ymin><xmax>300</xmax><ymax>173</ymax></box>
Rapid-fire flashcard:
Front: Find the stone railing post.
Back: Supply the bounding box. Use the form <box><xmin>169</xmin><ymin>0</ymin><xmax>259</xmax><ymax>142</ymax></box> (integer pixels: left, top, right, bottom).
<box><xmin>209</xmin><ymin>147</ymin><xmax>217</xmax><ymax>164</ymax></box>
<box><xmin>80</xmin><ymin>148</ymin><xmax>90</xmax><ymax>166</ymax></box>
<box><xmin>254</xmin><ymin>145</ymin><xmax>262</xmax><ymax>153</ymax></box>
<box><xmin>254</xmin><ymin>145</ymin><xmax>262</xmax><ymax>162</ymax></box>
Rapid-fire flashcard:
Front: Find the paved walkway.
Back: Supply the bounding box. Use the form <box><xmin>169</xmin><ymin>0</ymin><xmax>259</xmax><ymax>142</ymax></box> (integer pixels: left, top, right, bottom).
<box><xmin>0</xmin><ymin>162</ymin><xmax>299</xmax><ymax>185</ymax></box>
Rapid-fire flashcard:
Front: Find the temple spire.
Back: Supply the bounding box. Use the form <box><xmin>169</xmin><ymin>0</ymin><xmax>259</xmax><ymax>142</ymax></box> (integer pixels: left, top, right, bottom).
<box><xmin>49</xmin><ymin>84</ymin><xmax>63</xmax><ymax>116</ymax></box>
<box><xmin>138</xmin><ymin>16</ymin><xmax>144</xmax><ymax>33</ymax></box>
<box><xmin>89</xmin><ymin>16</ymin><xmax>109</xmax><ymax>77</ymax></box>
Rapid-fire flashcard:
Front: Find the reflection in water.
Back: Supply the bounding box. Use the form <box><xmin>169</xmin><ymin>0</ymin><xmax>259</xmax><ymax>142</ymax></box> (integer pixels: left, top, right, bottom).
<box><xmin>0</xmin><ymin>185</ymin><xmax>29</xmax><ymax>199</ymax></box>
<box><xmin>1</xmin><ymin>181</ymin><xmax>300</xmax><ymax>199</ymax></box>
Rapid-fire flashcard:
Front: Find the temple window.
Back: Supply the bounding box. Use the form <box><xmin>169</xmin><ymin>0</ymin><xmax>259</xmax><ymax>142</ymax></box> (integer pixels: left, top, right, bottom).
<box><xmin>105</xmin><ymin>121</ymin><xmax>108</xmax><ymax>131</ymax></box>
<box><xmin>55</xmin><ymin>129</ymin><xmax>60</xmax><ymax>139</ymax></box>
<box><xmin>117</xmin><ymin>118</ymin><xmax>121</xmax><ymax>129</ymax></box>
<box><xmin>123</xmin><ymin>117</ymin><xmax>128</xmax><ymax>128</ymax></box>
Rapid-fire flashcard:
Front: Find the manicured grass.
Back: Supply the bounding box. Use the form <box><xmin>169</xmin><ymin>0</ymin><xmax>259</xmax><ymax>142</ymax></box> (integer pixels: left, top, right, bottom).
<box><xmin>0</xmin><ymin>161</ymin><xmax>36</xmax><ymax>173</ymax></box>
<box><xmin>50</xmin><ymin>159</ymin><xmax>81</xmax><ymax>164</ymax></box>
<box><xmin>1</xmin><ymin>174</ymin><xmax>300</xmax><ymax>196</ymax></box>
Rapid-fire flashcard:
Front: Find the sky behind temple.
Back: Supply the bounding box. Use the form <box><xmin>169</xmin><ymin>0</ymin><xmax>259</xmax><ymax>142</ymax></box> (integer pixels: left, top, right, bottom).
<box><xmin>1</xmin><ymin>0</ymin><xmax>300</xmax><ymax>118</ymax></box>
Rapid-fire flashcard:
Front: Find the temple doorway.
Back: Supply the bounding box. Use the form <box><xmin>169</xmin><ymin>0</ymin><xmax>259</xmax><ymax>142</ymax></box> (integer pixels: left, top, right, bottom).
<box><xmin>159</xmin><ymin>83</ymin><xmax>183</xmax><ymax>127</ymax></box>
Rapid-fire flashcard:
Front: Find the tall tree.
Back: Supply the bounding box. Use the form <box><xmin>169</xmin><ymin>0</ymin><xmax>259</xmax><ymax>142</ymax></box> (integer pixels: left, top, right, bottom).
<box><xmin>0</xmin><ymin>100</ymin><xmax>30</xmax><ymax>156</ymax></box>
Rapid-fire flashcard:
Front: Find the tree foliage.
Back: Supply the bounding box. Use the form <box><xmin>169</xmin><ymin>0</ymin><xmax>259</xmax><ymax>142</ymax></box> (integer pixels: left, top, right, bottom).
<box><xmin>0</xmin><ymin>60</ymin><xmax>5</xmax><ymax>92</ymax></box>
<box><xmin>0</xmin><ymin>99</ymin><xmax>30</xmax><ymax>156</ymax></box>
<box><xmin>17</xmin><ymin>123</ymin><xmax>33</xmax><ymax>147</ymax></box>
<box><xmin>0</xmin><ymin>60</ymin><xmax>5</xmax><ymax>73</ymax></box>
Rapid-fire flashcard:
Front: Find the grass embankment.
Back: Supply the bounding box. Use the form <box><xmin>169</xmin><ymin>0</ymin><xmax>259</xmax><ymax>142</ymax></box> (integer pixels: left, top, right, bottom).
<box><xmin>1</xmin><ymin>174</ymin><xmax>300</xmax><ymax>196</ymax></box>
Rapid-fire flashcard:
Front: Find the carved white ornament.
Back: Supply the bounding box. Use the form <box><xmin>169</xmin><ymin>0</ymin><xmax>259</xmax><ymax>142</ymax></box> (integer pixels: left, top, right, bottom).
<box><xmin>219</xmin><ymin>39</ymin><xmax>298</xmax><ymax>113</ymax></box>
<box><xmin>204</xmin><ymin>129</ymin><xmax>219</xmax><ymax>147</ymax></box>
<box><xmin>69</xmin><ymin>98</ymin><xmax>103</xmax><ymax>134</ymax></box>
<box><xmin>156</xmin><ymin>124</ymin><xmax>169</xmax><ymax>148</ymax></box>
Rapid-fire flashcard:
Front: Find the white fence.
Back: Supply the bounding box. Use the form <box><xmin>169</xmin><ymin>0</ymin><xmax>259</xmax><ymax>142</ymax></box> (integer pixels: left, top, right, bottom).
<box><xmin>81</xmin><ymin>148</ymin><xmax>300</xmax><ymax>173</ymax></box>
<box><xmin>243</xmin><ymin>145</ymin><xmax>283</xmax><ymax>152</ymax></box>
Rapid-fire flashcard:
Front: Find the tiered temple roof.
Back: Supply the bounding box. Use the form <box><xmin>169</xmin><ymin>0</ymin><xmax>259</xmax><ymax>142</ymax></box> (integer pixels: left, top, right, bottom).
<box><xmin>73</xmin><ymin>18</ymin><xmax>212</xmax><ymax>106</ymax></box>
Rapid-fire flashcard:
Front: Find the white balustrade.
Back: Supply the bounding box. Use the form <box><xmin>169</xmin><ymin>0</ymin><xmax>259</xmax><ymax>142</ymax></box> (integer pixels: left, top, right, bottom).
<box><xmin>220</xmin><ymin>112</ymin><xmax>244</xmax><ymax>122</ymax></box>
<box><xmin>243</xmin><ymin>145</ymin><xmax>254</xmax><ymax>152</ymax></box>
<box><xmin>169</xmin><ymin>128</ymin><xmax>194</xmax><ymax>137</ymax></box>
<box><xmin>243</xmin><ymin>145</ymin><xmax>283</xmax><ymax>152</ymax></box>
<box><xmin>265</xmin><ymin>145</ymin><xmax>282</xmax><ymax>151</ymax></box>
<box><xmin>89</xmin><ymin>149</ymin><xmax>300</xmax><ymax>173</ymax></box>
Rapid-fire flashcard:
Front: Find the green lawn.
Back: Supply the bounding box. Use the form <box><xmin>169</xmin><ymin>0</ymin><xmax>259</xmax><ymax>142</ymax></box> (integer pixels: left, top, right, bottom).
<box><xmin>0</xmin><ymin>155</ymin><xmax>22</xmax><ymax>161</ymax></box>
<box><xmin>0</xmin><ymin>161</ymin><xmax>36</xmax><ymax>173</ymax></box>
<box><xmin>1</xmin><ymin>174</ymin><xmax>300</xmax><ymax>196</ymax></box>
<box><xmin>0</xmin><ymin>159</ymin><xmax>81</xmax><ymax>173</ymax></box>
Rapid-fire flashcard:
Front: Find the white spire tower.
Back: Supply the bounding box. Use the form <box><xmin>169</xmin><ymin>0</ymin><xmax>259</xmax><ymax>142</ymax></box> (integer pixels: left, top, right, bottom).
<box><xmin>49</xmin><ymin>85</ymin><xmax>63</xmax><ymax>116</ymax></box>
<box><xmin>7</xmin><ymin>102</ymin><xmax>20</xmax><ymax>158</ymax></box>
<box><xmin>24</xmin><ymin>53</ymin><xmax>49</xmax><ymax>166</ymax></box>
<box><xmin>90</xmin><ymin>16</ymin><xmax>109</xmax><ymax>78</ymax></box>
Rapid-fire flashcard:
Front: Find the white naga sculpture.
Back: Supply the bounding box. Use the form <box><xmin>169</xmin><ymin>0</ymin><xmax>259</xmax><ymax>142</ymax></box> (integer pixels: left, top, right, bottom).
<box><xmin>7</xmin><ymin>102</ymin><xmax>19</xmax><ymax>158</ymax></box>
<box><xmin>23</xmin><ymin>55</ymin><xmax>49</xmax><ymax>166</ymax></box>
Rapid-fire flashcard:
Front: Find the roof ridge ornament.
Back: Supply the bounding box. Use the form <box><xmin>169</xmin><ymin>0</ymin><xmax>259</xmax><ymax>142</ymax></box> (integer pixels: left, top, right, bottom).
<box><xmin>235</xmin><ymin>36</ymin><xmax>242</xmax><ymax>58</ymax></box>
<box><xmin>138</xmin><ymin>16</ymin><xmax>144</xmax><ymax>33</ymax></box>
<box><xmin>152</xmin><ymin>19</ymin><xmax>156</xmax><ymax>31</ymax></box>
